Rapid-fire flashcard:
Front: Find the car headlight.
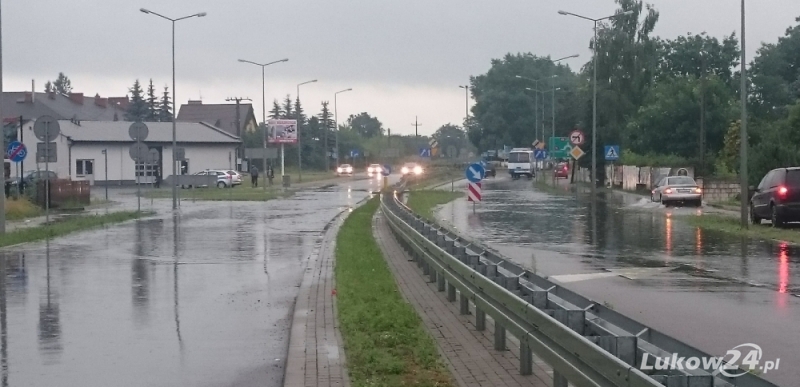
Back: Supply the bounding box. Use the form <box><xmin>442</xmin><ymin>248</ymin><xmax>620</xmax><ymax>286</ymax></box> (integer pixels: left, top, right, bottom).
<box><xmin>413</xmin><ymin>166</ymin><xmax>423</xmax><ymax>175</ymax></box>
<box><xmin>401</xmin><ymin>167</ymin><xmax>409</xmax><ymax>174</ymax></box>
<box><xmin>337</xmin><ymin>168</ymin><xmax>343</xmax><ymax>173</ymax></box>
<box><xmin>368</xmin><ymin>167</ymin><xmax>373</xmax><ymax>173</ymax></box>
<box><xmin>346</xmin><ymin>167</ymin><xmax>352</xmax><ymax>173</ymax></box>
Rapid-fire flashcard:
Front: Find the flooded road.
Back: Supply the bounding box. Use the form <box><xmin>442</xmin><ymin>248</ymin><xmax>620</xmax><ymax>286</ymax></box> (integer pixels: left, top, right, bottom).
<box><xmin>0</xmin><ymin>176</ymin><xmax>385</xmax><ymax>387</ymax></box>
<box><xmin>437</xmin><ymin>176</ymin><xmax>799</xmax><ymax>386</ymax></box>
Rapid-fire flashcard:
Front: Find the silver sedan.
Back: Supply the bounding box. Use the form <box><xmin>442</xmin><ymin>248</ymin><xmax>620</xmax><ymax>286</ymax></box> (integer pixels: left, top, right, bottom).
<box><xmin>651</xmin><ymin>176</ymin><xmax>703</xmax><ymax>207</ymax></box>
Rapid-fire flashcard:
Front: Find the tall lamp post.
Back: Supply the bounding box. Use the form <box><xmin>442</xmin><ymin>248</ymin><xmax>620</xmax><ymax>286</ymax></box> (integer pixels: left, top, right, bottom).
<box><xmin>517</xmin><ymin>75</ymin><xmax>555</xmax><ymax>144</ymax></box>
<box><xmin>238</xmin><ymin>58</ymin><xmax>289</xmax><ymax>191</ymax></box>
<box><xmin>739</xmin><ymin>0</ymin><xmax>748</xmax><ymax>228</ymax></box>
<box><xmin>296</xmin><ymin>79</ymin><xmax>318</xmax><ymax>183</ymax></box>
<box><xmin>558</xmin><ymin>9</ymin><xmax>633</xmax><ymax>194</ymax></box>
<box><xmin>458</xmin><ymin>85</ymin><xmax>469</xmax><ymax>121</ymax></box>
<box><xmin>140</xmin><ymin>8</ymin><xmax>206</xmax><ymax>210</ymax></box>
<box><xmin>101</xmin><ymin>149</ymin><xmax>108</xmax><ymax>201</ymax></box>
<box><xmin>334</xmin><ymin>88</ymin><xmax>352</xmax><ymax>167</ymax></box>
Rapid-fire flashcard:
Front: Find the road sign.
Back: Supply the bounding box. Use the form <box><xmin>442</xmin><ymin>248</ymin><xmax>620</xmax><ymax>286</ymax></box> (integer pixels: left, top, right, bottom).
<box><xmin>350</xmin><ymin>149</ymin><xmax>360</xmax><ymax>158</ymax></box>
<box><xmin>382</xmin><ymin>164</ymin><xmax>392</xmax><ymax>176</ymax></box>
<box><xmin>549</xmin><ymin>137</ymin><xmax>571</xmax><ymax>159</ymax></box>
<box><xmin>128</xmin><ymin>122</ymin><xmax>149</xmax><ymax>141</ymax></box>
<box><xmin>604</xmin><ymin>145</ymin><xmax>620</xmax><ymax>161</ymax></box>
<box><xmin>570</xmin><ymin>146</ymin><xmax>585</xmax><ymax>160</ymax></box>
<box><xmin>534</xmin><ymin>149</ymin><xmax>548</xmax><ymax>160</ymax></box>
<box><xmin>36</xmin><ymin>142</ymin><xmax>57</xmax><ymax>162</ymax></box>
<box><xmin>466</xmin><ymin>163</ymin><xmax>485</xmax><ymax>183</ymax></box>
<box><xmin>429</xmin><ymin>138</ymin><xmax>438</xmax><ymax>148</ymax></box>
<box><xmin>6</xmin><ymin>141</ymin><xmax>27</xmax><ymax>163</ymax></box>
<box><xmin>467</xmin><ymin>182</ymin><xmax>482</xmax><ymax>202</ymax></box>
<box><xmin>175</xmin><ymin>147</ymin><xmax>186</xmax><ymax>161</ymax></box>
<box><xmin>147</xmin><ymin>149</ymin><xmax>160</xmax><ymax>164</ymax></box>
<box><xmin>129</xmin><ymin>142</ymin><xmax>149</xmax><ymax>162</ymax></box>
<box><xmin>419</xmin><ymin>148</ymin><xmax>431</xmax><ymax>157</ymax></box>
<box><xmin>569</xmin><ymin>129</ymin><xmax>585</xmax><ymax>146</ymax></box>
<box><xmin>33</xmin><ymin>115</ymin><xmax>60</xmax><ymax>142</ymax></box>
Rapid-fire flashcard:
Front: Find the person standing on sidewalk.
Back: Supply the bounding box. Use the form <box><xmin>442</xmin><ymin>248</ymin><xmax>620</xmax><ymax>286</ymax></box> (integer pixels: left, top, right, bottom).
<box><xmin>267</xmin><ymin>164</ymin><xmax>275</xmax><ymax>186</ymax></box>
<box><xmin>250</xmin><ymin>165</ymin><xmax>259</xmax><ymax>188</ymax></box>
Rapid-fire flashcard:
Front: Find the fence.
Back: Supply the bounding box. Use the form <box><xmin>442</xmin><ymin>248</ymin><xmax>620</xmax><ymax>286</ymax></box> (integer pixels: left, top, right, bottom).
<box><xmin>381</xmin><ymin>185</ymin><xmax>778</xmax><ymax>387</ymax></box>
<box><xmin>35</xmin><ymin>179</ymin><xmax>91</xmax><ymax>208</ymax></box>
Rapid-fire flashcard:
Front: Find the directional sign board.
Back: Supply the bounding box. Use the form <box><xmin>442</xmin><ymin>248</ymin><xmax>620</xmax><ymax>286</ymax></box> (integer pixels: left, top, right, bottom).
<box><xmin>6</xmin><ymin>141</ymin><xmax>27</xmax><ymax>163</ymax></box>
<box><xmin>350</xmin><ymin>149</ymin><xmax>360</xmax><ymax>158</ymax></box>
<box><xmin>570</xmin><ymin>146</ymin><xmax>585</xmax><ymax>160</ymax></box>
<box><xmin>569</xmin><ymin>129</ymin><xmax>585</xmax><ymax>146</ymax></box>
<box><xmin>466</xmin><ymin>163</ymin><xmax>485</xmax><ymax>183</ymax></box>
<box><xmin>604</xmin><ymin>145</ymin><xmax>620</xmax><ymax>161</ymax></box>
<box><xmin>534</xmin><ymin>149</ymin><xmax>548</xmax><ymax>160</ymax></box>
<box><xmin>419</xmin><ymin>148</ymin><xmax>431</xmax><ymax>157</ymax></box>
<box><xmin>429</xmin><ymin>138</ymin><xmax>438</xmax><ymax>148</ymax></box>
<box><xmin>382</xmin><ymin>164</ymin><xmax>392</xmax><ymax>176</ymax></box>
<box><xmin>467</xmin><ymin>182</ymin><xmax>482</xmax><ymax>202</ymax></box>
<box><xmin>549</xmin><ymin>137</ymin><xmax>571</xmax><ymax>159</ymax></box>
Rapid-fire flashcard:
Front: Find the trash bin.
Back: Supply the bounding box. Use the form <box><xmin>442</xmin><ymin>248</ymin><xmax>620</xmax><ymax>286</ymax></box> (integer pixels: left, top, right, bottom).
<box><xmin>282</xmin><ymin>175</ymin><xmax>291</xmax><ymax>188</ymax></box>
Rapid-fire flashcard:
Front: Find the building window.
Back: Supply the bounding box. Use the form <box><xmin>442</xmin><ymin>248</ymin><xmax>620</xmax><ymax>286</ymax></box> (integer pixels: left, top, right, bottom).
<box><xmin>135</xmin><ymin>163</ymin><xmax>156</xmax><ymax>177</ymax></box>
<box><xmin>76</xmin><ymin>159</ymin><xmax>94</xmax><ymax>175</ymax></box>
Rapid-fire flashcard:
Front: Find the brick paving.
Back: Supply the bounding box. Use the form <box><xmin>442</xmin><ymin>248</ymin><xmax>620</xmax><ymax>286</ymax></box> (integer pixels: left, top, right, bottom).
<box><xmin>372</xmin><ymin>211</ymin><xmax>552</xmax><ymax>387</ymax></box>
<box><xmin>283</xmin><ymin>213</ymin><xmax>350</xmax><ymax>387</ymax></box>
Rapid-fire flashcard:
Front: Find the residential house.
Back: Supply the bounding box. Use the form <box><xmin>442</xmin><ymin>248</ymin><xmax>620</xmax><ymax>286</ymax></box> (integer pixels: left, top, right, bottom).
<box><xmin>176</xmin><ymin>100</ymin><xmax>258</xmax><ymax>137</ymax></box>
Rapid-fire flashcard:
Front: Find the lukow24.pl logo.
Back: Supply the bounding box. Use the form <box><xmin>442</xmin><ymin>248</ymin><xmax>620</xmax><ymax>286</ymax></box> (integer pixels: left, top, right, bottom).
<box><xmin>640</xmin><ymin>343</ymin><xmax>780</xmax><ymax>377</ymax></box>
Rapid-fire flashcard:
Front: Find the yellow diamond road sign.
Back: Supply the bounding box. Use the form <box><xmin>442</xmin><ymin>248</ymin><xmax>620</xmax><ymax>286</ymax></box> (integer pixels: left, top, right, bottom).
<box><xmin>570</xmin><ymin>146</ymin><xmax>585</xmax><ymax>160</ymax></box>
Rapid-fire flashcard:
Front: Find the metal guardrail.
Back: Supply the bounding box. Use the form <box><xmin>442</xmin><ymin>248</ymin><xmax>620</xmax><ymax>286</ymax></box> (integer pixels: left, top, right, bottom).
<box><xmin>380</xmin><ymin>186</ymin><xmax>780</xmax><ymax>387</ymax></box>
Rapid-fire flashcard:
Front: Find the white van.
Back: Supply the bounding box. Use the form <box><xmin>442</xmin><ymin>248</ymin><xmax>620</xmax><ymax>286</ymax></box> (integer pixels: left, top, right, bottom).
<box><xmin>508</xmin><ymin>148</ymin><xmax>535</xmax><ymax>179</ymax></box>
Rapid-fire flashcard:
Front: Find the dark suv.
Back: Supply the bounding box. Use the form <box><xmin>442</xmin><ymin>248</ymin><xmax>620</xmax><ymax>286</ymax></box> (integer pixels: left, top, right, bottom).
<box><xmin>750</xmin><ymin>167</ymin><xmax>800</xmax><ymax>227</ymax></box>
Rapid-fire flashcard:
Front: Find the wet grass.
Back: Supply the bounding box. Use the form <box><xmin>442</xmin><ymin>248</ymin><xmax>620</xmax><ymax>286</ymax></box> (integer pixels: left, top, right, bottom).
<box><xmin>5</xmin><ymin>198</ymin><xmax>43</xmax><ymax>221</ymax></box>
<box><xmin>406</xmin><ymin>190</ymin><xmax>462</xmax><ymax>222</ymax></box>
<box><xmin>335</xmin><ymin>198</ymin><xmax>454</xmax><ymax>387</ymax></box>
<box><xmin>0</xmin><ymin>210</ymin><xmax>149</xmax><ymax>248</ymax></box>
<box><xmin>680</xmin><ymin>214</ymin><xmax>800</xmax><ymax>244</ymax></box>
<box><xmin>142</xmin><ymin>186</ymin><xmax>292</xmax><ymax>202</ymax></box>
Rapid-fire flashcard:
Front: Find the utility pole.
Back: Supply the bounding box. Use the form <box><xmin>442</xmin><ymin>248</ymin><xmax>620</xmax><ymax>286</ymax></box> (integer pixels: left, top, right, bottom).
<box><xmin>412</xmin><ymin>117</ymin><xmax>422</xmax><ymax>154</ymax></box>
<box><xmin>700</xmin><ymin>51</ymin><xmax>707</xmax><ymax>177</ymax></box>
<box><xmin>226</xmin><ymin>97</ymin><xmax>251</xmax><ymax>171</ymax></box>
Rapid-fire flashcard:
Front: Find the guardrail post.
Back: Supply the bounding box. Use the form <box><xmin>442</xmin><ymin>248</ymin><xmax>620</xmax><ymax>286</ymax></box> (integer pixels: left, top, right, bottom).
<box><xmin>459</xmin><ymin>292</ymin><xmax>469</xmax><ymax>314</ymax></box>
<box><xmin>554</xmin><ymin>310</ymin><xmax>586</xmax><ymax>335</ymax></box>
<box><xmin>428</xmin><ymin>264</ymin><xmax>437</xmax><ymax>283</ymax></box>
<box><xmin>505</xmin><ymin>276</ymin><xmax>520</xmax><ymax>293</ymax></box>
<box><xmin>422</xmin><ymin>260</ymin><xmax>430</xmax><ymax>275</ymax></box>
<box><xmin>553</xmin><ymin>371</ymin><xmax>568</xmax><ymax>387</ymax></box>
<box><xmin>437</xmin><ymin>271</ymin><xmax>446</xmax><ymax>291</ymax></box>
<box><xmin>447</xmin><ymin>282</ymin><xmax>456</xmax><ymax>302</ymax></box>
<box><xmin>455</xmin><ymin>246</ymin><xmax>466</xmax><ymax>263</ymax></box>
<box><xmin>593</xmin><ymin>336</ymin><xmax>637</xmax><ymax>366</ymax></box>
<box><xmin>520</xmin><ymin>341</ymin><xmax>532</xmax><ymax>375</ymax></box>
<box><xmin>444</xmin><ymin>239</ymin><xmax>455</xmax><ymax>255</ymax></box>
<box><xmin>468</xmin><ymin>253</ymin><xmax>480</xmax><ymax>269</ymax></box>
<box><xmin>494</xmin><ymin>323</ymin><xmax>506</xmax><ymax>351</ymax></box>
<box><xmin>476</xmin><ymin>308</ymin><xmax>486</xmax><ymax>331</ymax></box>
<box><xmin>532</xmin><ymin>290</ymin><xmax>548</xmax><ymax>309</ymax></box>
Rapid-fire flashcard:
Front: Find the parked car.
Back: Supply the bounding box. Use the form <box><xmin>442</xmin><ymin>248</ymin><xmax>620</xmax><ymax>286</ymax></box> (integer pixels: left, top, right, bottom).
<box><xmin>400</xmin><ymin>163</ymin><xmax>423</xmax><ymax>176</ymax></box>
<box><xmin>184</xmin><ymin>170</ymin><xmax>233</xmax><ymax>188</ymax></box>
<box><xmin>750</xmin><ymin>167</ymin><xmax>800</xmax><ymax>227</ymax></box>
<box><xmin>554</xmin><ymin>162</ymin><xmax>569</xmax><ymax>179</ymax></box>
<box><xmin>7</xmin><ymin>170</ymin><xmax>58</xmax><ymax>193</ymax></box>
<box><xmin>367</xmin><ymin>164</ymin><xmax>383</xmax><ymax>175</ymax></box>
<box><xmin>651</xmin><ymin>176</ymin><xmax>702</xmax><ymax>207</ymax></box>
<box><xmin>337</xmin><ymin>164</ymin><xmax>354</xmax><ymax>176</ymax></box>
<box><xmin>227</xmin><ymin>170</ymin><xmax>243</xmax><ymax>186</ymax></box>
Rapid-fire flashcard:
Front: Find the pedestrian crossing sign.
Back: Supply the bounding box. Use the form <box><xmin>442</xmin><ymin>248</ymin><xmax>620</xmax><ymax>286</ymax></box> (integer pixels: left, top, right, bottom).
<box><xmin>605</xmin><ymin>145</ymin><xmax>620</xmax><ymax>161</ymax></box>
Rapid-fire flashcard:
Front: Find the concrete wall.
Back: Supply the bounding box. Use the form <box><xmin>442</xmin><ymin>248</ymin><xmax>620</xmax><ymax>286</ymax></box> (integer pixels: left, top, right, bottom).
<box><xmin>701</xmin><ymin>179</ymin><xmax>740</xmax><ymax>202</ymax></box>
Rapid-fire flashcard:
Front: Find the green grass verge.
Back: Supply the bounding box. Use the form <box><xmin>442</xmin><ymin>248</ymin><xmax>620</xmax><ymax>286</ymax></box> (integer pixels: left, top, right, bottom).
<box><xmin>142</xmin><ymin>186</ymin><xmax>292</xmax><ymax>201</ymax></box>
<box><xmin>336</xmin><ymin>199</ymin><xmax>454</xmax><ymax>387</ymax></box>
<box><xmin>5</xmin><ymin>198</ymin><xmax>43</xmax><ymax>221</ymax></box>
<box><xmin>680</xmin><ymin>213</ymin><xmax>800</xmax><ymax>244</ymax></box>
<box><xmin>406</xmin><ymin>190</ymin><xmax>462</xmax><ymax>222</ymax></box>
<box><xmin>1</xmin><ymin>211</ymin><xmax>150</xmax><ymax>248</ymax></box>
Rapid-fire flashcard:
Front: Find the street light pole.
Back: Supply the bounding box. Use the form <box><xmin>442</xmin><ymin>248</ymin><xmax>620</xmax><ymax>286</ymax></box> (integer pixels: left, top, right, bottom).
<box><xmin>334</xmin><ymin>88</ymin><xmax>352</xmax><ymax>167</ymax></box>
<box><xmin>296</xmin><ymin>79</ymin><xmax>318</xmax><ymax>183</ymax></box>
<box><xmin>558</xmin><ymin>9</ymin><xmax>633</xmax><ymax>194</ymax></box>
<box><xmin>740</xmin><ymin>0</ymin><xmax>749</xmax><ymax>228</ymax></box>
<box><xmin>141</xmin><ymin>8</ymin><xmax>206</xmax><ymax>210</ymax></box>
<box><xmin>102</xmin><ymin>149</ymin><xmax>108</xmax><ymax>201</ymax></box>
<box><xmin>517</xmin><ymin>75</ymin><xmax>555</xmax><ymax>145</ymax></box>
<box><xmin>238</xmin><ymin>58</ymin><xmax>288</xmax><ymax>190</ymax></box>
<box><xmin>459</xmin><ymin>85</ymin><xmax>469</xmax><ymax>121</ymax></box>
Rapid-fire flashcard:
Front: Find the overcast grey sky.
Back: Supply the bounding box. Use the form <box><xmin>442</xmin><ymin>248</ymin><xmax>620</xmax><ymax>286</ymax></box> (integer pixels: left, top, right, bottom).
<box><xmin>5</xmin><ymin>0</ymin><xmax>800</xmax><ymax>136</ymax></box>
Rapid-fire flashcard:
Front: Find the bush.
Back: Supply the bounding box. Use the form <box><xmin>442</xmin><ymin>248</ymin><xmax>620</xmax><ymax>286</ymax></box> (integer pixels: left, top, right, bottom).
<box><xmin>619</xmin><ymin>150</ymin><xmax>690</xmax><ymax>167</ymax></box>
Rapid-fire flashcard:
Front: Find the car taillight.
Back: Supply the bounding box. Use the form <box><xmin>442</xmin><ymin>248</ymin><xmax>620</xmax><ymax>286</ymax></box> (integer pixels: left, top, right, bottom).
<box><xmin>779</xmin><ymin>186</ymin><xmax>788</xmax><ymax>197</ymax></box>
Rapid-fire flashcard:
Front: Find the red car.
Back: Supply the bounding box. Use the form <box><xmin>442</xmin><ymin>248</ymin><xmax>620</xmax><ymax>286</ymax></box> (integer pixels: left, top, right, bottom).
<box><xmin>554</xmin><ymin>163</ymin><xmax>569</xmax><ymax>178</ymax></box>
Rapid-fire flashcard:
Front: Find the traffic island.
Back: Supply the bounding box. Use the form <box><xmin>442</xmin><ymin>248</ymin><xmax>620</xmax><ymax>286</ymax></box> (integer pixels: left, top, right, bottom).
<box><xmin>0</xmin><ymin>210</ymin><xmax>150</xmax><ymax>248</ymax></box>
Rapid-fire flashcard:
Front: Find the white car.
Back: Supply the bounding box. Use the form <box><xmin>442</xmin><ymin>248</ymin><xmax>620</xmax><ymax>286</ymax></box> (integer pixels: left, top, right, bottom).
<box><xmin>189</xmin><ymin>170</ymin><xmax>234</xmax><ymax>188</ymax></box>
<box><xmin>337</xmin><ymin>164</ymin><xmax>354</xmax><ymax>176</ymax></box>
<box><xmin>400</xmin><ymin>163</ymin><xmax>423</xmax><ymax>176</ymax></box>
<box><xmin>227</xmin><ymin>170</ymin><xmax>243</xmax><ymax>186</ymax></box>
<box><xmin>367</xmin><ymin>164</ymin><xmax>383</xmax><ymax>175</ymax></box>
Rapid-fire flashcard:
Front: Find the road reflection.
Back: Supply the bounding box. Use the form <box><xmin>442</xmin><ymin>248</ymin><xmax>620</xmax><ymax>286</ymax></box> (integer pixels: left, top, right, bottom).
<box><xmin>38</xmin><ymin>240</ymin><xmax>61</xmax><ymax>364</ymax></box>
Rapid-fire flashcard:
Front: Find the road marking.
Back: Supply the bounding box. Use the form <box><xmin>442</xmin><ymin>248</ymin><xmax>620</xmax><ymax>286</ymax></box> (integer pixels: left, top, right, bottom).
<box><xmin>549</xmin><ymin>272</ymin><xmax>618</xmax><ymax>283</ymax></box>
<box><xmin>549</xmin><ymin>268</ymin><xmax>673</xmax><ymax>283</ymax></box>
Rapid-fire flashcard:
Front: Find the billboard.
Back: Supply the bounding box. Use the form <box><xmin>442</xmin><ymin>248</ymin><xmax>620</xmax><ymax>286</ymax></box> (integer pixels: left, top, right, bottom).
<box><xmin>268</xmin><ymin>119</ymin><xmax>298</xmax><ymax>144</ymax></box>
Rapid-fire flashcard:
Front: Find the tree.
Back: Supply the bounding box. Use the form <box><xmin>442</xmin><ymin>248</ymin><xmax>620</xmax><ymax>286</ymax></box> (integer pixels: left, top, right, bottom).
<box><xmin>282</xmin><ymin>95</ymin><xmax>294</xmax><ymax>119</ymax></box>
<box><xmin>124</xmin><ymin>80</ymin><xmax>148</xmax><ymax>122</ymax></box>
<box><xmin>159</xmin><ymin>86</ymin><xmax>172</xmax><ymax>122</ymax></box>
<box><xmin>319</xmin><ymin>101</ymin><xmax>334</xmax><ymax>165</ymax></box>
<box><xmin>44</xmin><ymin>81</ymin><xmax>54</xmax><ymax>93</ymax></box>
<box><xmin>750</xmin><ymin>16</ymin><xmax>800</xmax><ymax>120</ymax></box>
<box><xmin>269</xmin><ymin>100</ymin><xmax>283</xmax><ymax>119</ymax></box>
<box><xmin>52</xmin><ymin>72</ymin><xmax>73</xmax><ymax>94</ymax></box>
<box><xmin>294</xmin><ymin>98</ymin><xmax>306</xmax><ymax>126</ymax></box>
<box><xmin>656</xmin><ymin>32</ymin><xmax>740</xmax><ymax>85</ymax></box>
<box><xmin>146</xmin><ymin>80</ymin><xmax>158</xmax><ymax>122</ymax></box>
<box><xmin>345</xmin><ymin>112</ymin><xmax>384</xmax><ymax>138</ymax></box>
<box><xmin>433</xmin><ymin>124</ymin><xmax>468</xmax><ymax>157</ymax></box>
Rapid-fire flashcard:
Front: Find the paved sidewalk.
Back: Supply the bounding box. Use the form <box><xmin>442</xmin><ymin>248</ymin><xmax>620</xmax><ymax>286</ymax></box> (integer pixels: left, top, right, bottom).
<box><xmin>283</xmin><ymin>211</ymin><xmax>350</xmax><ymax>387</ymax></box>
<box><xmin>372</xmin><ymin>211</ymin><xmax>551</xmax><ymax>387</ymax></box>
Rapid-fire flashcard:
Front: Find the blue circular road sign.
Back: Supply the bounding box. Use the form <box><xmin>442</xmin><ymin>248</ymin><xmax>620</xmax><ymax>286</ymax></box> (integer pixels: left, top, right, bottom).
<box><xmin>466</xmin><ymin>163</ymin><xmax>485</xmax><ymax>183</ymax></box>
<box><xmin>382</xmin><ymin>165</ymin><xmax>392</xmax><ymax>176</ymax></box>
<box><xmin>6</xmin><ymin>141</ymin><xmax>27</xmax><ymax>163</ymax></box>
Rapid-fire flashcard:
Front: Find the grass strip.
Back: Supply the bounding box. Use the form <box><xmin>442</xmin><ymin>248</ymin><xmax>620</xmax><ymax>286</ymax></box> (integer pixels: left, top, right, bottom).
<box><xmin>5</xmin><ymin>198</ymin><xmax>43</xmax><ymax>221</ymax></box>
<box><xmin>335</xmin><ymin>198</ymin><xmax>454</xmax><ymax>387</ymax></box>
<box><xmin>680</xmin><ymin>213</ymin><xmax>800</xmax><ymax>244</ymax></box>
<box><xmin>0</xmin><ymin>211</ymin><xmax>149</xmax><ymax>248</ymax></box>
<box><xmin>406</xmin><ymin>190</ymin><xmax>462</xmax><ymax>222</ymax></box>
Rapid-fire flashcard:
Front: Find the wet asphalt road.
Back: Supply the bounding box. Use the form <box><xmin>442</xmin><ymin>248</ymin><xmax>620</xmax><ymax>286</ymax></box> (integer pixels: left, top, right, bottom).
<box><xmin>437</xmin><ymin>175</ymin><xmax>799</xmax><ymax>386</ymax></box>
<box><xmin>0</xmin><ymin>175</ymin><xmax>387</xmax><ymax>387</ymax></box>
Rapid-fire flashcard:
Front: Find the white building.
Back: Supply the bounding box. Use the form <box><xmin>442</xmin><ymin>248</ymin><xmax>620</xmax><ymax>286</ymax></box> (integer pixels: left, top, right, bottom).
<box><xmin>12</xmin><ymin>120</ymin><xmax>241</xmax><ymax>185</ymax></box>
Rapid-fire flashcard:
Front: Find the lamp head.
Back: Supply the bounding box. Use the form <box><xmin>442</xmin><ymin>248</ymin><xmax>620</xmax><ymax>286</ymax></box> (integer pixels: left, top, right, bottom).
<box><xmin>281</xmin><ymin>58</ymin><xmax>289</xmax><ymax>62</ymax></box>
<box><xmin>515</xmin><ymin>75</ymin><xmax>523</xmax><ymax>79</ymax></box>
<box><xmin>197</xmin><ymin>12</ymin><xmax>207</xmax><ymax>17</ymax></box>
<box><xmin>140</xmin><ymin>8</ymin><xmax>150</xmax><ymax>14</ymax></box>
<box><xmin>558</xmin><ymin>10</ymin><xmax>568</xmax><ymax>15</ymax></box>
